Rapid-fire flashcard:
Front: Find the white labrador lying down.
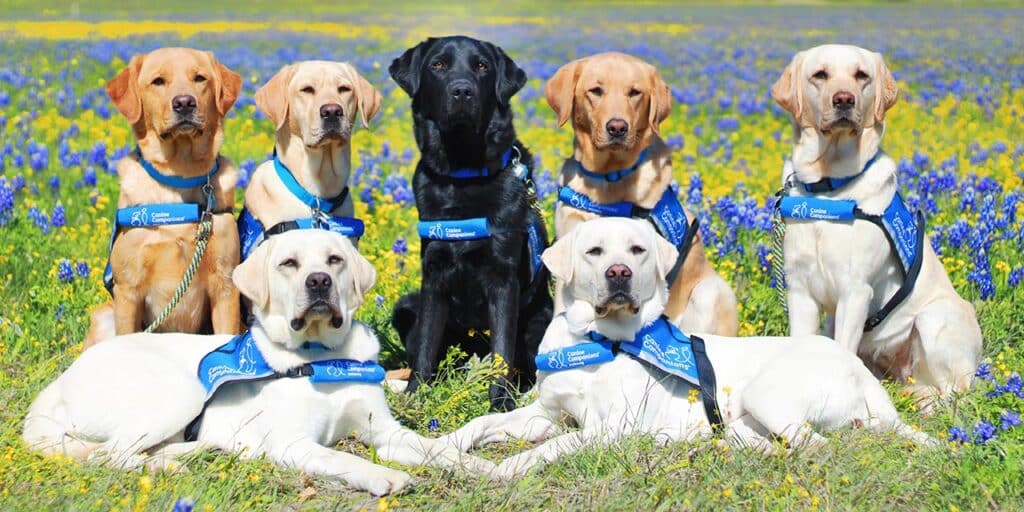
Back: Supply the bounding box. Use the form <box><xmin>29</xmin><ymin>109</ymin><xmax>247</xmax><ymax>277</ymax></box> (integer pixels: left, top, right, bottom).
<box><xmin>23</xmin><ymin>229</ymin><xmax>492</xmax><ymax>496</ymax></box>
<box><xmin>442</xmin><ymin>218</ymin><xmax>936</xmax><ymax>479</ymax></box>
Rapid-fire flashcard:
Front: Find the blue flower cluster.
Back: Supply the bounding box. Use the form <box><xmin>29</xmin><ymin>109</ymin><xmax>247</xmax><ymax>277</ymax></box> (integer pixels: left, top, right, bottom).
<box><xmin>947</xmin><ymin>364</ymin><xmax>1024</xmax><ymax>445</ymax></box>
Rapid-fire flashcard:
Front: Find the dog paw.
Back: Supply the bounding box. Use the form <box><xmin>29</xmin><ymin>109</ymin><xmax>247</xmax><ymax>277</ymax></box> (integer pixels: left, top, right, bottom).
<box><xmin>356</xmin><ymin>468</ymin><xmax>413</xmax><ymax>496</ymax></box>
<box><xmin>460</xmin><ymin>454</ymin><xmax>496</xmax><ymax>475</ymax></box>
<box><xmin>492</xmin><ymin>455</ymin><xmax>535</xmax><ymax>481</ymax></box>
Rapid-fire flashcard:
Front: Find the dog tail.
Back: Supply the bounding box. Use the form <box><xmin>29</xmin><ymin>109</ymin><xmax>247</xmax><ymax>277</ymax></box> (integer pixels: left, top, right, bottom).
<box><xmin>390</xmin><ymin>292</ymin><xmax>420</xmax><ymax>346</ymax></box>
<box><xmin>83</xmin><ymin>302</ymin><xmax>116</xmax><ymax>350</ymax></box>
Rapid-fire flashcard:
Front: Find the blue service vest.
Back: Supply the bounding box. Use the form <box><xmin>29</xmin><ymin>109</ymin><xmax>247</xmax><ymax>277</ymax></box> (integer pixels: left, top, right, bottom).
<box><xmin>535</xmin><ymin>315</ymin><xmax>723</xmax><ymax>429</ymax></box>
<box><xmin>778</xmin><ymin>155</ymin><xmax>925</xmax><ymax>332</ymax></box>
<box><xmin>184</xmin><ymin>331</ymin><xmax>386</xmax><ymax>441</ymax></box>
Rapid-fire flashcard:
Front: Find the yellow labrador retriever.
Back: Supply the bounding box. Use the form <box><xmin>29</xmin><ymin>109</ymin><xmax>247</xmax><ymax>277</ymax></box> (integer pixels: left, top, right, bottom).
<box><xmin>546</xmin><ymin>52</ymin><xmax>738</xmax><ymax>336</ymax></box>
<box><xmin>238</xmin><ymin>60</ymin><xmax>381</xmax><ymax>256</ymax></box>
<box><xmin>771</xmin><ymin>44</ymin><xmax>981</xmax><ymax>404</ymax></box>
<box><xmin>85</xmin><ymin>48</ymin><xmax>243</xmax><ymax>346</ymax></box>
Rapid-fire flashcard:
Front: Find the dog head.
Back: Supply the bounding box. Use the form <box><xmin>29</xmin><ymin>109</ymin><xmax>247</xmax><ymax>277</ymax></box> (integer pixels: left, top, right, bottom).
<box><xmin>233</xmin><ymin>230</ymin><xmax>376</xmax><ymax>349</ymax></box>
<box><xmin>546</xmin><ymin>52</ymin><xmax>672</xmax><ymax>151</ymax></box>
<box><xmin>255</xmin><ymin>61</ymin><xmax>382</xmax><ymax>148</ymax></box>
<box><xmin>772</xmin><ymin>44</ymin><xmax>898</xmax><ymax>135</ymax></box>
<box><xmin>389</xmin><ymin>36</ymin><xmax>527</xmax><ymax>133</ymax></box>
<box><xmin>106</xmin><ymin>47</ymin><xmax>242</xmax><ymax>141</ymax></box>
<box><xmin>544</xmin><ymin>217</ymin><xmax>677</xmax><ymax>336</ymax></box>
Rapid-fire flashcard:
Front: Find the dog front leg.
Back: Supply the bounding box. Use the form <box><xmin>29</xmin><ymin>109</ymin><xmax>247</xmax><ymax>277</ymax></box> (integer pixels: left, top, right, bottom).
<box><xmin>786</xmin><ymin>284</ymin><xmax>821</xmax><ymax>336</ymax></box>
<box><xmin>208</xmin><ymin>214</ymin><xmax>241</xmax><ymax>334</ymax></box>
<box><xmin>488</xmin><ymin>278</ymin><xmax>520</xmax><ymax>411</ymax></box>
<box><xmin>441</xmin><ymin>400</ymin><xmax>558</xmax><ymax>452</ymax></box>
<box><xmin>269</xmin><ymin>438</ymin><xmax>412</xmax><ymax>496</ymax></box>
<box><xmin>833</xmin><ymin>284</ymin><xmax>873</xmax><ymax>353</ymax></box>
<box><xmin>492</xmin><ymin>426</ymin><xmax>619</xmax><ymax>481</ymax></box>
<box><xmin>408</xmin><ymin>284</ymin><xmax>450</xmax><ymax>390</ymax></box>
<box><xmin>112</xmin><ymin>284</ymin><xmax>145</xmax><ymax>334</ymax></box>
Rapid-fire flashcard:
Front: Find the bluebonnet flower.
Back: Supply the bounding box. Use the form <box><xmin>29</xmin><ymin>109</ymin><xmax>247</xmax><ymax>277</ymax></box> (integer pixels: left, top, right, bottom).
<box><xmin>28</xmin><ymin>206</ymin><xmax>50</xmax><ymax>233</ymax></box>
<box><xmin>959</xmin><ymin>186</ymin><xmax>976</xmax><ymax>211</ymax></box>
<box><xmin>756</xmin><ymin>243</ymin><xmax>770</xmax><ymax>272</ymax></box>
<box><xmin>76</xmin><ymin>260</ymin><xmax>90</xmax><ymax>279</ymax></box>
<box><xmin>1000</xmin><ymin>411</ymin><xmax>1021</xmax><ymax>431</ymax></box>
<box><xmin>946</xmin><ymin>220</ymin><xmax>969</xmax><ymax>248</ymax></box>
<box><xmin>12</xmin><ymin>175</ymin><xmax>25</xmax><ymax>191</ymax></box>
<box><xmin>172</xmin><ymin>499</ymin><xmax>194</xmax><ymax>512</ymax></box>
<box><xmin>665</xmin><ymin>135</ymin><xmax>684</xmax><ymax>150</ymax></box>
<box><xmin>533</xmin><ymin>169</ymin><xmax>557</xmax><ymax>200</ymax></box>
<box><xmin>359</xmin><ymin>187</ymin><xmax>375</xmax><ymax>209</ymax></box>
<box><xmin>375</xmin><ymin>294</ymin><xmax>385</xmax><ymax>310</ymax></box>
<box><xmin>687</xmin><ymin>173</ymin><xmax>703</xmax><ymax>205</ymax></box>
<box><xmin>947</xmin><ymin>426</ymin><xmax>969</xmax><ymax>444</ymax></box>
<box><xmin>57</xmin><ymin>259</ymin><xmax>74</xmax><ymax>283</ymax></box>
<box><xmin>1009</xmin><ymin>268</ymin><xmax>1023</xmax><ymax>288</ymax></box>
<box><xmin>51</xmin><ymin>204</ymin><xmax>65</xmax><ymax>228</ymax></box>
<box><xmin>428</xmin><ymin>418</ymin><xmax>440</xmax><ymax>432</ymax></box>
<box><xmin>972</xmin><ymin>421</ymin><xmax>997</xmax><ymax>444</ymax></box>
<box><xmin>55</xmin><ymin>303</ymin><xmax>65</xmax><ymax>320</ymax></box>
<box><xmin>87</xmin><ymin>141</ymin><xmax>107</xmax><ymax>166</ymax></box>
<box><xmin>0</xmin><ymin>179</ymin><xmax>14</xmax><ymax>225</ymax></box>
<box><xmin>83</xmin><ymin>167</ymin><xmax>97</xmax><ymax>187</ymax></box>
<box><xmin>976</xmin><ymin>363</ymin><xmax>994</xmax><ymax>381</ymax></box>
<box><xmin>392</xmin><ymin>238</ymin><xmax>408</xmax><ymax>255</ymax></box>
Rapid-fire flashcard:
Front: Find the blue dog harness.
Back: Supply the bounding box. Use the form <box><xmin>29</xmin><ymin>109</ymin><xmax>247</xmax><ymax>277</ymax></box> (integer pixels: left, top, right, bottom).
<box><xmin>103</xmin><ymin>149</ymin><xmax>227</xmax><ymax>294</ymax></box>
<box><xmin>557</xmin><ymin>151</ymin><xmax>699</xmax><ymax>287</ymax></box>
<box><xmin>535</xmin><ymin>315</ymin><xmax>723</xmax><ymax>429</ymax></box>
<box><xmin>416</xmin><ymin>147</ymin><xmax>547</xmax><ymax>280</ymax></box>
<box><xmin>183</xmin><ymin>330</ymin><xmax>386</xmax><ymax>441</ymax></box>
<box><xmin>238</xmin><ymin>154</ymin><xmax>365</xmax><ymax>260</ymax></box>
<box><xmin>777</xmin><ymin>151</ymin><xmax>925</xmax><ymax>332</ymax></box>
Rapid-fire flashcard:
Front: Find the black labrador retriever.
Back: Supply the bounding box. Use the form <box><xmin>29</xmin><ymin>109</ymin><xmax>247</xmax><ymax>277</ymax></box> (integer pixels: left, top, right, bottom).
<box><xmin>389</xmin><ymin>36</ymin><xmax>553</xmax><ymax>411</ymax></box>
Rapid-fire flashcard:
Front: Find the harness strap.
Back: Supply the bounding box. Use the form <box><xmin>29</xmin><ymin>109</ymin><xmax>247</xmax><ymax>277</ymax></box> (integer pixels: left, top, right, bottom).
<box><xmin>663</xmin><ymin>216</ymin><xmax>699</xmax><ymax>287</ymax></box>
<box><xmin>855</xmin><ymin>210</ymin><xmax>926</xmax><ymax>332</ymax></box>
<box><xmin>689</xmin><ymin>335</ymin><xmax>723</xmax><ymax>431</ymax></box>
<box><xmin>274</xmin><ymin>154</ymin><xmax>350</xmax><ymax>213</ymax></box>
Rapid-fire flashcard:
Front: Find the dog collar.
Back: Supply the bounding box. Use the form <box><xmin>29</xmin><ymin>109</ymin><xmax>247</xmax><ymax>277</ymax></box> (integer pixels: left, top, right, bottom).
<box><xmin>572</xmin><ymin>146</ymin><xmax>651</xmax><ymax>183</ymax></box>
<box><xmin>447</xmin><ymin>148</ymin><xmax>515</xmax><ymax>179</ymax></box>
<box><xmin>797</xmin><ymin>150</ymin><xmax>880</xmax><ymax>193</ymax></box>
<box><xmin>273</xmin><ymin>154</ymin><xmax>350</xmax><ymax>214</ymax></box>
<box><xmin>137</xmin><ymin>146</ymin><xmax>221</xmax><ymax>189</ymax></box>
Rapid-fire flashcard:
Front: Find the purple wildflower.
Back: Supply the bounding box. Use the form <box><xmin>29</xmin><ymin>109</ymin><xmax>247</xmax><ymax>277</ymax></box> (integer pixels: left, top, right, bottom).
<box><xmin>57</xmin><ymin>259</ymin><xmax>74</xmax><ymax>283</ymax></box>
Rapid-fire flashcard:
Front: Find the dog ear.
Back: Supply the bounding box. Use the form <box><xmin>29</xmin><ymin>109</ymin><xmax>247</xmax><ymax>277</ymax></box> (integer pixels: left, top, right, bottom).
<box><xmin>351</xmin><ymin>67</ymin><xmax>382</xmax><ymax>128</ymax></box>
<box><xmin>545</xmin><ymin>58</ymin><xmax>583</xmax><ymax>127</ymax></box>
<box><xmin>389</xmin><ymin>38</ymin><xmax>433</xmax><ymax>97</ymax></box>
<box><xmin>647</xmin><ymin>65</ymin><xmax>673</xmax><ymax>136</ymax></box>
<box><xmin>345</xmin><ymin>243</ymin><xmax>377</xmax><ymax>308</ymax></box>
<box><xmin>651</xmin><ymin>223</ymin><xmax>680</xmax><ymax>281</ymax></box>
<box><xmin>106</xmin><ymin>54</ymin><xmax>145</xmax><ymax>125</ymax></box>
<box><xmin>873</xmin><ymin>52</ymin><xmax>899</xmax><ymax>123</ymax></box>
<box><xmin>771</xmin><ymin>51</ymin><xmax>805</xmax><ymax>120</ymax></box>
<box><xmin>542</xmin><ymin>229</ymin><xmax>575</xmax><ymax>283</ymax></box>
<box><xmin>207</xmin><ymin>52</ymin><xmax>242</xmax><ymax>116</ymax></box>
<box><xmin>491</xmin><ymin>43</ymin><xmax>527</xmax><ymax>106</ymax></box>
<box><xmin>233</xmin><ymin>239</ymin><xmax>272</xmax><ymax>311</ymax></box>
<box><xmin>255</xmin><ymin>64</ymin><xmax>296</xmax><ymax>131</ymax></box>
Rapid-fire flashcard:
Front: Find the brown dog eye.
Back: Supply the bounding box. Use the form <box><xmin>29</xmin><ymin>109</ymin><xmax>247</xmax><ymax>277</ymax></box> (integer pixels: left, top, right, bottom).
<box><xmin>301</xmin><ymin>86</ymin><xmax>315</xmax><ymax>94</ymax></box>
<box><xmin>588</xmin><ymin>86</ymin><xmax>604</xmax><ymax>97</ymax></box>
<box><xmin>476</xmin><ymin>61</ymin><xmax>488</xmax><ymax>72</ymax></box>
<box><xmin>432</xmin><ymin>61</ymin><xmax>446</xmax><ymax>71</ymax></box>
<box><xmin>151</xmin><ymin>77</ymin><xmax>165</xmax><ymax>86</ymax></box>
<box><xmin>586</xmin><ymin>247</ymin><xmax>603</xmax><ymax>256</ymax></box>
<box><xmin>327</xmin><ymin>255</ymin><xmax>342</xmax><ymax>265</ymax></box>
<box><xmin>338</xmin><ymin>85</ymin><xmax>351</xmax><ymax>93</ymax></box>
<box><xmin>279</xmin><ymin>258</ymin><xmax>299</xmax><ymax>268</ymax></box>
<box><xmin>812</xmin><ymin>70</ymin><xmax>828</xmax><ymax>80</ymax></box>
<box><xmin>628</xmin><ymin>88</ymin><xmax>642</xmax><ymax>98</ymax></box>
<box><xmin>629</xmin><ymin>245</ymin><xmax>646</xmax><ymax>255</ymax></box>
<box><xmin>855</xmin><ymin>70</ymin><xmax>869</xmax><ymax>80</ymax></box>
<box><xmin>194</xmin><ymin>74</ymin><xmax>207</xmax><ymax>83</ymax></box>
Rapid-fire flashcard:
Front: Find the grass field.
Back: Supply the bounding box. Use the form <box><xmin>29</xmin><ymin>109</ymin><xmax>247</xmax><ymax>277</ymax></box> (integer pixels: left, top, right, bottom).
<box><xmin>2</xmin><ymin>3</ymin><xmax>1024</xmax><ymax>510</ymax></box>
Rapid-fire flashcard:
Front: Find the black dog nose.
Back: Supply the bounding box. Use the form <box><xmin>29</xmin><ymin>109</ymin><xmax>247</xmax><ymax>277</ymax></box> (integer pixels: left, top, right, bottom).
<box><xmin>320</xmin><ymin>103</ymin><xmax>343</xmax><ymax>119</ymax></box>
<box><xmin>305</xmin><ymin>272</ymin><xmax>332</xmax><ymax>294</ymax></box>
<box><xmin>172</xmin><ymin>95</ymin><xmax>197</xmax><ymax>114</ymax></box>
<box><xmin>605</xmin><ymin>263</ymin><xmax>632</xmax><ymax>285</ymax></box>
<box><xmin>832</xmin><ymin>91</ymin><xmax>856</xmax><ymax>110</ymax></box>
<box><xmin>606</xmin><ymin>119</ymin><xmax>629</xmax><ymax>138</ymax></box>
<box><xmin>449</xmin><ymin>80</ymin><xmax>475</xmax><ymax>101</ymax></box>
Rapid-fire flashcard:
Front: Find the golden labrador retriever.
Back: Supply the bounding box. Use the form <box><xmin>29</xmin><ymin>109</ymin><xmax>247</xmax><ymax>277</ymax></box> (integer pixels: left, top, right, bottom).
<box><xmin>546</xmin><ymin>52</ymin><xmax>738</xmax><ymax>336</ymax></box>
<box><xmin>771</xmin><ymin>44</ymin><xmax>981</xmax><ymax>404</ymax></box>
<box><xmin>85</xmin><ymin>47</ymin><xmax>243</xmax><ymax>347</ymax></box>
<box><xmin>239</xmin><ymin>61</ymin><xmax>381</xmax><ymax>255</ymax></box>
